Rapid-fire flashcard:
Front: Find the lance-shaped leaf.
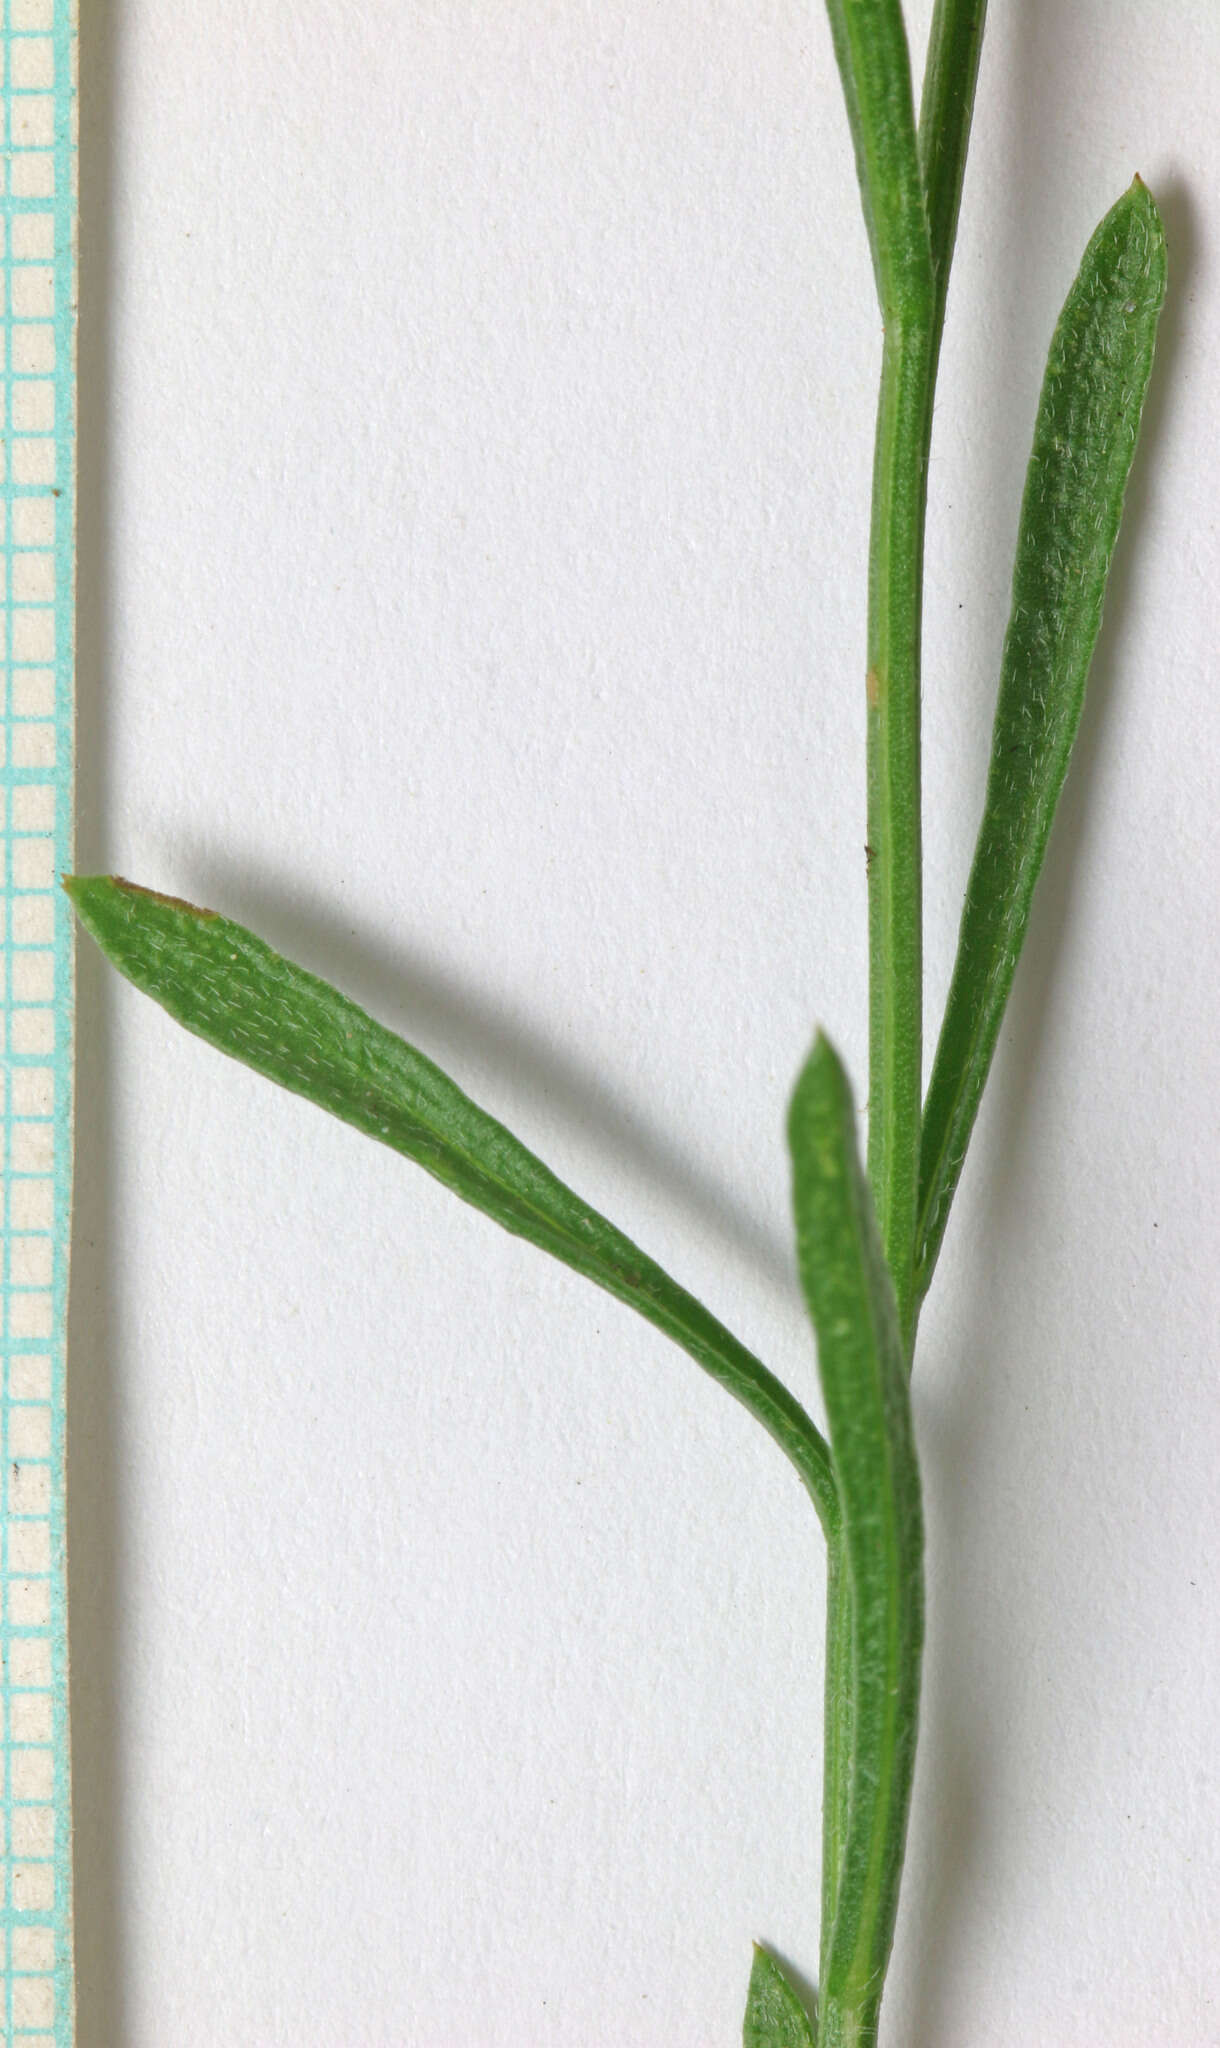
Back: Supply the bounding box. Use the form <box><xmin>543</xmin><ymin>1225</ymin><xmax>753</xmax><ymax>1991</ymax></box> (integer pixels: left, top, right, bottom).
<box><xmin>917</xmin><ymin>177</ymin><xmax>1167</xmax><ymax>1298</ymax></box>
<box><xmin>822</xmin><ymin>0</ymin><xmax>933</xmax><ymax>324</ymax></box>
<box><xmin>742</xmin><ymin>1945</ymin><xmax>817</xmax><ymax>2048</ymax></box>
<box><xmin>788</xmin><ymin>1036</ymin><xmax>923</xmax><ymax>2040</ymax></box>
<box><xmin>66</xmin><ymin>875</ymin><xmax>838</xmax><ymax>1534</ymax></box>
<box><xmin>918</xmin><ymin>0</ymin><xmax>989</xmax><ymax>351</ymax></box>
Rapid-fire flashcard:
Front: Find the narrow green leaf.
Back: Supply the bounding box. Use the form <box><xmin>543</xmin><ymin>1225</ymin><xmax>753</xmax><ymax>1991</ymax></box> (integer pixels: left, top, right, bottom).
<box><xmin>789</xmin><ymin>1036</ymin><xmax>923</xmax><ymax>2039</ymax></box>
<box><xmin>918</xmin><ymin>0</ymin><xmax>989</xmax><ymax>351</ymax></box>
<box><xmin>917</xmin><ymin>177</ymin><xmax>1167</xmax><ymax>1298</ymax></box>
<box><xmin>66</xmin><ymin>875</ymin><xmax>839</xmax><ymax>1535</ymax></box>
<box><xmin>743</xmin><ymin>1945</ymin><xmax>818</xmax><ymax>2048</ymax></box>
<box><xmin>822</xmin><ymin>0</ymin><xmax>933</xmax><ymax>325</ymax></box>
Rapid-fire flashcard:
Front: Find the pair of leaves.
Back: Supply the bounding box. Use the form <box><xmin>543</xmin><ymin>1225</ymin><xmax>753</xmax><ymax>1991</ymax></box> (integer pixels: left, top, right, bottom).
<box><xmin>70</xmin><ymin>868</ymin><xmax>917</xmax><ymax>2046</ymax></box>
<box><xmin>832</xmin><ymin>22</ymin><xmax>1166</xmax><ymax>1308</ymax></box>
<box><xmin>761</xmin><ymin>176</ymin><xmax>1168</xmax><ymax>2045</ymax></box>
<box><xmin>827</xmin><ymin>0</ymin><xmax>989</xmax><ymax>1359</ymax></box>
<box><xmin>829</xmin><ymin>0</ymin><xmax>988</xmax><ymax>333</ymax></box>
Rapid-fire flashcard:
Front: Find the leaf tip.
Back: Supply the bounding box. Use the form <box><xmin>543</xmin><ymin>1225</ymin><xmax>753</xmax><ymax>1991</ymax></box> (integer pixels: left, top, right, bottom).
<box><xmin>1116</xmin><ymin>170</ymin><xmax>1166</xmax><ymax>251</ymax></box>
<box><xmin>65</xmin><ymin>874</ymin><xmax>224</xmax><ymax>954</ymax></box>
<box><xmin>743</xmin><ymin>1943</ymin><xmax>818</xmax><ymax>2048</ymax></box>
<box><xmin>61</xmin><ymin>871</ymin><xmax>112</xmax><ymax>923</ymax></box>
<box><xmin>803</xmin><ymin>1028</ymin><xmax>849</xmax><ymax>1099</ymax></box>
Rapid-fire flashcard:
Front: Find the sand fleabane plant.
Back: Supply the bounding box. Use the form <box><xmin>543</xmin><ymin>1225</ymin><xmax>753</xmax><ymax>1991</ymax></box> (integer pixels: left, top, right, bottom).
<box><xmin>68</xmin><ymin>3</ymin><xmax>1166</xmax><ymax>2040</ymax></box>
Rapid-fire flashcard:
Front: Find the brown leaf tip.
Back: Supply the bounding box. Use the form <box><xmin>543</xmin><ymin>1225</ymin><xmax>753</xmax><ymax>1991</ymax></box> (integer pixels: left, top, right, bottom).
<box><xmin>111</xmin><ymin>876</ymin><xmax>220</xmax><ymax>920</ymax></box>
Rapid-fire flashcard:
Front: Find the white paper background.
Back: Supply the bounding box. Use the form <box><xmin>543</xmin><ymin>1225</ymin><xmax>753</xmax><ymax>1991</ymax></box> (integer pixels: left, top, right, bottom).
<box><xmin>69</xmin><ymin>3</ymin><xmax>1219</xmax><ymax>2042</ymax></box>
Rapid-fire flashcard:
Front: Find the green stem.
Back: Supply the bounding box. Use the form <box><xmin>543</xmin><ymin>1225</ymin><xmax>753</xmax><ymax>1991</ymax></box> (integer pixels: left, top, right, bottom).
<box><xmin>865</xmin><ymin>316</ymin><xmax>934</xmax><ymax>1356</ymax></box>
<box><xmin>819</xmin><ymin>1536</ymin><xmax>854</xmax><ymax>1988</ymax></box>
<box><xmin>865</xmin><ymin>0</ymin><xmax>987</xmax><ymax>1357</ymax></box>
<box><xmin>818</xmin><ymin>2000</ymin><xmax>881</xmax><ymax>2048</ymax></box>
<box><xmin>814</xmin><ymin>4</ymin><xmax>990</xmax><ymax>2036</ymax></box>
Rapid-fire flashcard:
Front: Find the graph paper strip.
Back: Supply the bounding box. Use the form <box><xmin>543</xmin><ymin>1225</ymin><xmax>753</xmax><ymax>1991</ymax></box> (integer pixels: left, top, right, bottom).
<box><xmin>0</xmin><ymin>0</ymin><xmax>75</xmax><ymax>2042</ymax></box>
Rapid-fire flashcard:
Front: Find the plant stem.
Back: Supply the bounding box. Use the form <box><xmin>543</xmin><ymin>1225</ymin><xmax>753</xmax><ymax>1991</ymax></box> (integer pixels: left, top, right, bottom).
<box><xmin>819</xmin><ymin>1532</ymin><xmax>854</xmax><ymax>1987</ymax></box>
<box><xmin>864</xmin><ymin>0</ymin><xmax>988</xmax><ymax>1352</ymax></box>
<box><xmin>864</xmin><ymin>316</ymin><xmax>934</xmax><ymax>1358</ymax></box>
<box><xmin>817</xmin><ymin>9</ymin><xmax>990</xmax><ymax>2038</ymax></box>
<box><xmin>818</xmin><ymin>2001</ymin><xmax>882</xmax><ymax>2048</ymax></box>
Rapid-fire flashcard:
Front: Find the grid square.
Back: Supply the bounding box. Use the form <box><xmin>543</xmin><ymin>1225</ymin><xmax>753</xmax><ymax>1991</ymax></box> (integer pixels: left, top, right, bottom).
<box><xmin>10</xmin><ymin>1293</ymin><xmax>54</xmax><ymax>1341</ymax></box>
<box><xmin>9</xmin><ymin>1405</ymin><xmax>53</xmax><ymax>1458</ymax></box>
<box><xmin>13</xmin><ymin>496</ymin><xmax>55</xmax><ymax>546</ymax></box>
<box><xmin>12</xmin><ymin>607</ymin><xmax>57</xmax><ymax>669</ymax></box>
<box><xmin>12</xmin><ymin>723</ymin><xmax>57</xmax><ymax>767</ymax></box>
<box><xmin>11</xmin><ymin>1236</ymin><xmax>54</xmax><ymax>1287</ymax></box>
<box><xmin>12</xmin><ymin>1068</ymin><xmax>54</xmax><ymax>1116</ymax></box>
<box><xmin>11</xmin><ymin>1692</ymin><xmax>54</xmax><ymax>1744</ymax></box>
<box><xmin>11</xmin><ymin>38</ymin><xmax>54</xmax><ymax>91</ymax></box>
<box><xmin>13</xmin><ymin>667</ymin><xmax>55</xmax><ymax>716</ymax></box>
<box><xmin>13</xmin><ymin>552</ymin><xmax>56</xmax><ymax>602</ymax></box>
<box><xmin>10</xmin><ymin>1356</ymin><xmax>53</xmax><ymax>1401</ymax></box>
<box><xmin>11</xmin><ymin>1177</ymin><xmax>54</xmax><ymax>1229</ymax></box>
<box><xmin>12</xmin><ymin>0</ymin><xmax>56</xmax><ymax>27</ymax></box>
<box><xmin>12</xmin><ymin>1866</ymin><xmax>54</xmax><ymax>1913</ymax></box>
<box><xmin>12</xmin><ymin>94</ymin><xmax>55</xmax><ymax>148</ymax></box>
<box><xmin>11</xmin><ymin>1235</ymin><xmax>53</xmax><ymax>1295</ymax></box>
<box><xmin>12</xmin><ymin>438</ymin><xmax>56</xmax><ymax>486</ymax></box>
<box><xmin>12</xmin><ymin>784</ymin><xmax>55</xmax><ymax>830</ymax></box>
<box><xmin>11</xmin><ymin>210</ymin><xmax>54</xmax><ymax>260</ymax></box>
<box><xmin>12</xmin><ymin>950</ymin><xmax>55</xmax><ymax>1000</ymax></box>
<box><xmin>11</xmin><ymin>1125</ymin><xmax>55</xmax><ymax>1172</ymax></box>
<box><xmin>9</xmin><ymin>1522</ymin><xmax>51</xmax><ymax>1575</ymax></box>
<box><xmin>13</xmin><ymin>896</ymin><xmax>55</xmax><ymax>943</ymax></box>
<box><xmin>11</xmin><ymin>1010</ymin><xmax>56</xmax><ymax>1055</ymax></box>
<box><xmin>10</xmin><ymin>1461</ymin><xmax>52</xmax><ymax>1513</ymax></box>
<box><xmin>9</xmin><ymin>1637</ymin><xmax>53</xmax><ymax>1687</ymax></box>
<box><xmin>12</xmin><ymin>379</ymin><xmax>54</xmax><ymax>431</ymax></box>
<box><xmin>9</xmin><ymin>264</ymin><xmax>52</xmax><ymax>317</ymax></box>
<box><xmin>8</xmin><ymin>1581</ymin><xmax>51</xmax><ymax>1630</ymax></box>
<box><xmin>12</xmin><ymin>1925</ymin><xmax>55</xmax><ymax>1972</ymax></box>
<box><xmin>12</xmin><ymin>1805</ymin><xmax>54</xmax><ymax>1859</ymax></box>
<box><xmin>12</xmin><ymin>835</ymin><xmax>55</xmax><ymax>888</ymax></box>
<box><xmin>9</xmin><ymin>1576</ymin><xmax>51</xmax><ymax>1624</ymax></box>
<box><xmin>12</xmin><ymin>320</ymin><xmax>55</xmax><ymax>372</ymax></box>
<box><xmin>10</xmin><ymin>152</ymin><xmax>54</xmax><ymax>198</ymax></box>
<box><xmin>12</xmin><ymin>1981</ymin><xmax>55</xmax><ymax>2032</ymax></box>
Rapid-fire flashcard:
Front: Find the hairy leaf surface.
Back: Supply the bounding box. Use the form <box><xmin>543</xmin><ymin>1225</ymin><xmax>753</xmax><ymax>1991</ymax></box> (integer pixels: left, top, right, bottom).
<box><xmin>789</xmin><ymin>1036</ymin><xmax>923</xmax><ymax>2033</ymax></box>
<box><xmin>917</xmin><ymin>178</ymin><xmax>1167</xmax><ymax>1295</ymax></box>
<box><xmin>67</xmin><ymin>875</ymin><xmax>839</xmax><ymax>1532</ymax></box>
<box><xmin>742</xmin><ymin>1946</ymin><xmax>818</xmax><ymax>2048</ymax></box>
